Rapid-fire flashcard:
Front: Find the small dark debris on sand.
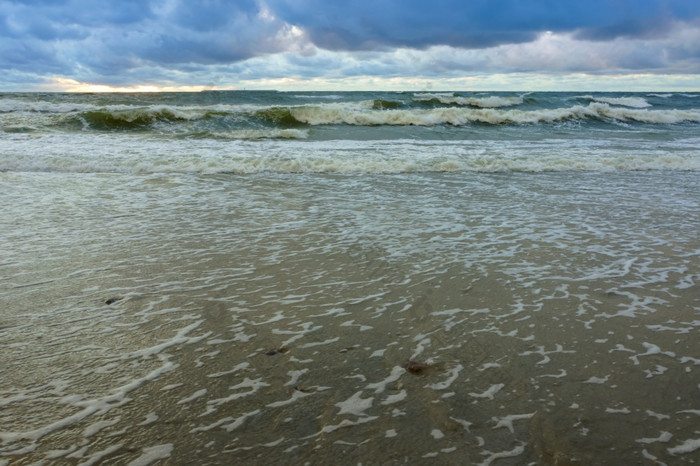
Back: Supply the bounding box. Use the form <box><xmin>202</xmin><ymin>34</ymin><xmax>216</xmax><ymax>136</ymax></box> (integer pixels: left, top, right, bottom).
<box><xmin>403</xmin><ymin>360</ymin><xmax>430</xmax><ymax>374</ymax></box>
<box><xmin>265</xmin><ymin>346</ymin><xmax>290</xmax><ymax>356</ymax></box>
<box><xmin>105</xmin><ymin>297</ymin><xmax>124</xmax><ymax>305</ymax></box>
<box><xmin>293</xmin><ymin>385</ymin><xmax>314</xmax><ymax>393</ymax></box>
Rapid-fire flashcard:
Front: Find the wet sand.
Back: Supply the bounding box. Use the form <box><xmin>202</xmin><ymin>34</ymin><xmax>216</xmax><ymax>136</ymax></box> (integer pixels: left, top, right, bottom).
<box><xmin>1</xmin><ymin>171</ymin><xmax>698</xmax><ymax>464</ymax></box>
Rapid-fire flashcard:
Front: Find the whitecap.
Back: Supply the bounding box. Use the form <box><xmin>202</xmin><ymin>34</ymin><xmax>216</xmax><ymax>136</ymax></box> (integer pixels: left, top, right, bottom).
<box><xmin>597</xmin><ymin>96</ymin><xmax>651</xmax><ymax>108</ymax></box>
<box><xmin>413</xmin><ymin>93</ymin><xmax>525</xmax><ymax>108</ymax></box>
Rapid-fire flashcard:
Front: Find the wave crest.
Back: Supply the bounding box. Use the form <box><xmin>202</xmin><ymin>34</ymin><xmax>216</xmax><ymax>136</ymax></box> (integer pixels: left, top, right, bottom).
<box><xmin>80</xmin><ymin>106</ymin><xmax>206</xmax><ymax>129</ymax></box>
<box><xmin>289</xmin><ymin>103</ymin><xmax>700</xmax><ymax>126</ymax></box>
<box><xmin>577</xmin><ymin>95</ymin><xmax>651</xmax><ymax>108</ymax></box>
<box><xmin>413</xmin><ymin>93</ymin><xmax>525</xmax><ymax>108</ymax></box>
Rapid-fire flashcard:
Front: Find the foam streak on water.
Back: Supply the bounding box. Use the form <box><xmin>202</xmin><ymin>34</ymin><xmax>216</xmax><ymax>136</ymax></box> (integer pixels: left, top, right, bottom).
<box><xmin>1</xmin><ymin>169</ymin><xmax>698</xmax><ymax>464</ymax></box>
<box><xmin>1</xmin><ymin>134</ymin><xmax>699</xmax><ymax>174</ymax></box>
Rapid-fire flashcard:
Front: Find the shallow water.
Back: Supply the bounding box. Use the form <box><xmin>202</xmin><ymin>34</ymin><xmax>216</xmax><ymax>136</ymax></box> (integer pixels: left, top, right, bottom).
<box><xmin>1</xmin><ymin>170</ymin><xmax>698</xmax><ymax>465</ymax></box>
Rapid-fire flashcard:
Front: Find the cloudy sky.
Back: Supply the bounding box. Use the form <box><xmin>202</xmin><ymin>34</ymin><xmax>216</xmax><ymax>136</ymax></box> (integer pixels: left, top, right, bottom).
<box><xmin>1</xmin><ymin>0</ymin><xmax>699</xmax><ymax>91</ymax></box>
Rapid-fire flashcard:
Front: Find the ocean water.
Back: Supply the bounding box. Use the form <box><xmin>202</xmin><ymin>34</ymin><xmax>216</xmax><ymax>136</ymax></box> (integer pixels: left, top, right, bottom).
<box><xmin>1</xmin><ymin>91</ymin><xmax>699</xmax><ymax>465</ymax></box>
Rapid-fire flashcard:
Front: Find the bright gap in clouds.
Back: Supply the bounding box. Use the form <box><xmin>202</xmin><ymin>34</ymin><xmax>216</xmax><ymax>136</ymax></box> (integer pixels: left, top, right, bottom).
<box><xmin>45</xmin><ymin>73</ymin><xmax>700</xmax><ymax>93</ymax></box>
<box><xmin>46</xmin><ymin>78</ymin><xmax>233</xmax><ymax>93</ymax></box>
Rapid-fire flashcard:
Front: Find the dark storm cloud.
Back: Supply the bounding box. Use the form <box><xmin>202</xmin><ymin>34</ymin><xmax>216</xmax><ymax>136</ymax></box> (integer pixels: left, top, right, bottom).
<box><xmin>0</xmin><ymin>0</ymin><xmax>292</xmax><ymax>80</ymax></box>
<box><xmin>267</xmin><ymin>0</ymin><xmax>700</xmax><ymax>49</ymax></box>
<box><xmin>0</xmin><ymin>0</ymin><xmax>699</xmax><ymax>88</ymax></box>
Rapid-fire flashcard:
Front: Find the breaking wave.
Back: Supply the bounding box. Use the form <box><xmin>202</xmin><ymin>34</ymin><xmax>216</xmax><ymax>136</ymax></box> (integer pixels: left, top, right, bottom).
<box><xmin>78</xmin><ymin>106</ymin><xmax>211</xmax><ymax>130</ymax></box>
<box><xmin>413</xmin><ymin>93</ymin><xmax>526</xmax><ymax>108</ymax></box>
<box><xmin>577</xmin><ymin>95</ymin><xmax>651</xmax><ymax>108</ymax></box>
<box><xmin>2</xmin><ymin>96</ymin><xmax>699</xmax><ymax>135</ymax></box>
<box><xmin>288</xmin><ymin>103</ymin><xmax>700</xmax><ymax>126</ymax></box>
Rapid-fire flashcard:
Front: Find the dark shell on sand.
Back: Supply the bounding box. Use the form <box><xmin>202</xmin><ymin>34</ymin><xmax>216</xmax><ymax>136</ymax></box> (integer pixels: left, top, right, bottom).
<box><xmin>403</xmin><ymin>360</ymin><xmax>430</xmax><ymax>374</ymax></box>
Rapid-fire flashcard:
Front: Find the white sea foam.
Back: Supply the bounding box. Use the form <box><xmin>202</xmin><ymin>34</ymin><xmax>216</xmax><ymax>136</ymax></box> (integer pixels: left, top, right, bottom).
<box><xmin>606</xmin><ymin>407</ymin><xmax>631</xmax><ymax>414</ymax></box>
<box><xmin>82</xmin><ymin>417</ymin><xmax>121</xmax><ymax>437</ymax></box>
<box><xmin>127</xmin><ymin>444</ymin><xmax>173</xmax><ymax>466</ymax></box>
<box><xmin>381</xmin><ymin>390</ymin><xmax>407</xmax><ymax>405</ymax></box>
<box><xmin>138</xmin><ymin>413</ymin><xmax>159</xmax><ymax>426</ymax></box>
<box><xmin>644</xmin><ymin>365</ymin><xmax>668</xmax><ymax>378</ymax></box>
<box><xmin>637</xmin><ymin>431</ymin><xmax>673</xmax><ymax>444</ymax></box>
<box><xmin>315</xmin><ymin>416</ymin><xmax>379</xmax><ymax>435</ymax></box>
<box><xmin>668</xmin><ymin>438</ymin><xmax>700</xmax><ymax>455</ymax></box>
<box><xmin>413</xmin><ymin>93</ymin><xmax>525</xmax><ymax>108</ymax></box>
<box><xmin>469</xmin><ymin>384</ymin><xmax>504</xmax><ymax>400</ymax></box>
<box><xmin>0</xmin><ymin>350</ymin><xmax>178</xmax><ymax>451</ymax></box>
<box><xmin>647</xmin><ymin>410</ymin><xmax>671</xmax><ymax>420</ymax></box>
<box><xmin>491</xmin><ymin>413</ymin><xmax>536</xmax><ymax>433</ymax></box>
<box><xmin>293</xmin><ymin>94</ymin><xmax>343</xmax><ymax>100</ymax></box>
<box><xmin>580</xmin><ymin>95</ymin><xmax>652</xmax><ymax>108</ymax></box>
<box><xmin>366</xmin><ymin>366</ymin><xmax>405</xmax><ymax>394</ymax></box>
<box><xmin>266</xmin><ymin>390</ymin><xmax>312</xmax><ymax>408</ymax></box>
<box><xmin>450</xmin><ymin>417</ymin><xmax>473</xmax><ymax>432</ymax></box>
<box><xmin>538</xmin><ymin>369</ymin><xmax>567</xmax><ymax>378</ymax></box>
<box><xmin>200</xmin><ymin>378</ymin><xmax>270</xmax><ymax>416</ymax></box>
<box><xmin>477</xmin><ymin>443</ymin><xmax>526</xmax><ymax>466</ymax></box>
<box><xmin>211</xmin><ymin>129</ymin><xmax>309</xmax><ymax>140</ymax></box>
<box><xmin>519</xmin><ymin>344</ymin><xmax>575</xmax><ymax>365</ymax></box>
<box><xmin>283</xmin><ymin>369</ymin><xmax>309</xmax><ymax>387</ymax></box>
<box><xmin>0</xmin><ymin>98</ymin><xmax>100</xmax><ymax>114</ymax></box>
<box><xmin>289</xmin><ymin>102</ymin><xmax>700</xmax><ymax>126</ymax></box>
<box><xmin>429</xmin><ymin>364</ymin><xmax>464</xmax><ymax>390</ymax></box>
<box><xmin>2</xmin><ymin>133</ymin><xmax>699</xmax><ymax>174</ymax></box>
<box><xmin>0</xmin><ymin>99</ymin><xmax>261</xmax><ymax>118</ymax></box>
<box><xmin>73</xmin><ymin>444</ymin><xmax>124</xmax><ymax>465</ymax></box>
<box><xmin>629</xmin><ymin>342</ymin><xmax>676</xmax><ymax>365</ymax></box>
<box><xmin>177</xmin><ymin>389</ymin><xmax>207</xmax><ymax>404</ymax></box>
<box><xmin>335</xmin><ymin>391</ymin><xmax>374</xmax><ymax>417</ymax></box>
<box><xmin>298</xmin><ymin>336</ymin><xmax>340</xmax><ymax>348</ymax></box>
<box><xmin>191</xmin><ymin>409</ymin><xmax>261</xmax><ymax>434</ymax></box>
<box><xmin>584</xmin><ymin>376</ymin><xmax>609</xmax><ymax>384</ymax></box>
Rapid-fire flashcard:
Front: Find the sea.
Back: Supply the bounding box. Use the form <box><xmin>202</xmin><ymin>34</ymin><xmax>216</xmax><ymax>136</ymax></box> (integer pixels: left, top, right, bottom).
<box><xmin>1</xmin><ymin>90</ymin><xmax>699</xmax><ymax>465</ymax></box>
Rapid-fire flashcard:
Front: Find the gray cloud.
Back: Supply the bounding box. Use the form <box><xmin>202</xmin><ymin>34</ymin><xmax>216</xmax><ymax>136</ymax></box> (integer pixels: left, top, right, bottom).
<box><xmin>0</xmin><ymin>0</ymin><xmax>699</xmax><ymax>89</ymax></box>
<box><xmin>266</xmin><ymin>0</ymin><xmax>700</xmax><ymax>49</ymax></box>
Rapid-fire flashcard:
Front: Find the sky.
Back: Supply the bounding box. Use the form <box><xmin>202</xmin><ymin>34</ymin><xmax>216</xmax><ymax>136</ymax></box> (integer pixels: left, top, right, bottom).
<box><xmin>1</xmin><ymin>0</ymin><xmax>699</xmax><ymax>91</ymax></box>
